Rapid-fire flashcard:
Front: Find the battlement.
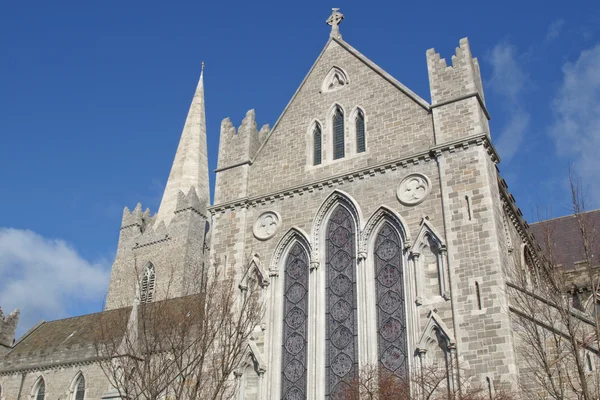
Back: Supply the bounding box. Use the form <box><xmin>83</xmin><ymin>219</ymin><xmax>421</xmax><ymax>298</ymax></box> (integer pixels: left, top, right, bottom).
<box><xmin>174</xmin><ymin>186</ymin><xmax>208</xmax><ymax>218</ymax></box>
<box><xmin>426</xmin><ymin>38</ymin><xmax>485</xmax><ymax>105</ymax></box>
<box><xmin>121</xmin><ymin>202</ymin><xmax>155</xmax><ymax>232</ymax></box>
<box><xmin>217</xmin><ymin>109</ymin><xmax>269</xmax><ymax>170</ymax></box>
<box><xmin>0</xmin><ymin>307</ymin><xmax>19</xmax><ymax>347</ymax></box>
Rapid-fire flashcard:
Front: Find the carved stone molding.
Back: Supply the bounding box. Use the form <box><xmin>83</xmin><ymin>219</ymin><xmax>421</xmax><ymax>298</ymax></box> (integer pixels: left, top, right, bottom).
<box><xmin>397</xmin><ymin>173</ymin><xmax>431</xmax><ymax>206</ymax></box>
<box><xmin>253</xmin><ymin>211</ymin><xmax>281</xmax><ymax>240</ymax></box>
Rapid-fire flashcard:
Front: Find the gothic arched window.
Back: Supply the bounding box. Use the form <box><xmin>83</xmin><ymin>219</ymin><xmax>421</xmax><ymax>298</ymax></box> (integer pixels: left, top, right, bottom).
<box><xmin>74</xmin><ymin>374</ymin><xmax>85</xmax><ymax>400</ymax></box>
<box><xmin>140</xmin><ymin>263</ymin><xmax>156</xmax><ymax>303</ymax></box>
<box><xmin>35</xmin><ymin>378</ymin><xmax>45</xmax><ymax>400</ymax></box>
<box><xmin>333</xmin><ymin>107</ymin><xmax>345</xmax><ymax>160</ymax></box>
<box><xmin>281</xmin><ymin>242</ymin><xmax>309</xmax><ymax>400</ymax></box>
<box><xmin>375</xmin><ymin>222</ymin><xmax>408</xmax><ymax>379</ymax></box>
<box><xmin>326</xmin><ymin>205</ymin><xmax>357</xmax><ymax>397</ymax></box>
<box><xmin>355</xmin><ymin>109</ymin><xmax>365</xmax><ymax>153</ymax></box>
<box><xmin>313</xmin><ymin>123</ymin><xmax>322</xmax><ymax>166</ymax></box>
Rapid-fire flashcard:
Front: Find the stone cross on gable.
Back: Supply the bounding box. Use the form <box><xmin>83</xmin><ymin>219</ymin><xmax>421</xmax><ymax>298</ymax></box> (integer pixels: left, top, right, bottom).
<box><xmin>326</xmin><ymin>8</ymin><xmax>344</xmax><ymax>39</ymax></box>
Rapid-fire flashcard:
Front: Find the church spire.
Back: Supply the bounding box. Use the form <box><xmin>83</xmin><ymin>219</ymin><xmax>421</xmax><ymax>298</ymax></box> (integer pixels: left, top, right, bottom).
<box><xmin>156</xmin><ymin>64</ymin><xmax>209</xmax><ymax>225</ymax></box>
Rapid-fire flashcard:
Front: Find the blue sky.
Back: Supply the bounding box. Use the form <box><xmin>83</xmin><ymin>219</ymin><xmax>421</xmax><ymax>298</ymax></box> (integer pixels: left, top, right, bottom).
<box><xmin>1</xmin><ymin>1</ymin><xmax>599</xmax><ymax>336</ymax></box>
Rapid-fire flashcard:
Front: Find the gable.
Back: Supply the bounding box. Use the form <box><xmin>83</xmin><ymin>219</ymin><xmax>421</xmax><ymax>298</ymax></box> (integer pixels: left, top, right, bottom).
<box><xmin>248</xmin><ymin>38</ymin><xmax>433</xmax><ymax>197</ymax></box>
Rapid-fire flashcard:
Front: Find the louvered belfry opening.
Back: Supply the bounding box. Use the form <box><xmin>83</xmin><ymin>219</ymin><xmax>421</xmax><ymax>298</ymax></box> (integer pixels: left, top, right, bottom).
<box><xmin>141</xmin><ymin>263</ymin><xmax>156</xmax><ymax>303</ymax></box>
<box><xmin>281</xmin><ymin>243</ymin><xmax>309</xmax><ymax>400</ymax></box>
<box><xmin>333</xmin><ymin>107</ymin><xmax>345</xmax><ymax>160</ymax></box>
<box><xmin>314</xmin><ymin>124</ymin><xmax>322</xmax><ymax>165</ymax></box>
<box><xmin>75</xmin><ymin>375</ymin><xmax>85</xmax><ymax>400</ymax></box>
<box><xmin>374</xmin><ymin>222</ymin><xmax>408</xmax><ymax>380</ymax></box>
<box><xmin>325</xmin><ymin>205</ymin><xmax>358</xmax><ymax>398</ymax></box>
<box><xmin>356</xmin><ymin>110</ymin><xmax>365</xmax><ymax>153</ymax></box>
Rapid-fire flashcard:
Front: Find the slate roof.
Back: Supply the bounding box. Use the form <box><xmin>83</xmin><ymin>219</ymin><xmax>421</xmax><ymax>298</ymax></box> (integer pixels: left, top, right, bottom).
<box><xmin>0</xmin><ymin>306</ymin><xmax>130</xmax><ymax>373</ymax></box>
<box><xmin>530</xmin><ymin>209</ymin><xmax>600</xmax><ymax>289</ymax></box>
<box><xmin>0</xmin><ymin>294</ymin><xmax>209</xmax><ymax>374</ymax></box>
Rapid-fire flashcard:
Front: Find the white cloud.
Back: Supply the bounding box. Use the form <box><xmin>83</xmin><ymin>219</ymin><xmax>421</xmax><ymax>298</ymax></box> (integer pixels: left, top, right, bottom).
<box><xmin>550</xmin><ymin>44</ymin><xmax>600</xmax><ymax>204</ymax></box>
<box><xmin>0</xmin><ymin>228</ymin><xmax>111</xmax><ymax>337</ymax></box>
<box><xmin>546</xmin><ymin>19</ymin><xmax>565</xmax><ymax>42</ymax></box>
<box><xmin>486</xmin><ymin>42</ymin><xmax>530</xmax><ymax>161</ymax></box>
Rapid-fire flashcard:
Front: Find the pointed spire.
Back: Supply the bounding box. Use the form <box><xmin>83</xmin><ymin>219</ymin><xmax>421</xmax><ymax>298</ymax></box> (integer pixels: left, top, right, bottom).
<box><xmin>156</xmin><ymin>64</ymin><xmax>210</xmax><ymax>225</ymax></box>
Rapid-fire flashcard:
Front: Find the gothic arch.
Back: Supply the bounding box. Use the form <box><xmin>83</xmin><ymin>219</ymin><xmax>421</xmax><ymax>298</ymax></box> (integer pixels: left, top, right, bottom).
<box><xmin>321</xmin><ymin>66</ymin><xmax>349</xmax><ymax>93</ymax></box>
<box><xmin>140</xmin><ymin>262</ymin><xmax>156</xmax><ymax>303</ymax></box>
<box><xmin>311</xmin><ymin>189</ymin><xmax>362</xmax><ymax>262</ymax></box>
<box><xmin>360</xmin><ymin>206</ymin><xmax>410</xmax><ymax>255</ymax></box>
<box><xmin>265</xmin><ymin>228</ymin><xmax>311</xmax><ymax>400</ymax></box>
<box><xmin>326</xmin><ymin>103</ymin><xmax>347</xmax><ymax>161</ymax></box>
<box><xmin>270</xmin><ymin>227</ymin><xmax>312</xmax><ymax>274</ymax></box>
<box><xmin>349</xmin><ymin>106</ymin><xmax>367</xmax><ymax>155</ymax></box>
<box><xmin>410</xmin><ymin>218</ymin><xmax>449</xmax><ymax>301</ymax></box>
<box><xmin>30</xmin><ymin>375</ymin><xmax>46</xmax><ymax>400</ymax></box>
<box><xmin>68</xmin><ymin>371</ymin><xmax>86</xmax><ymax>400</ymax></box>
<box><xmin>306</xmin><ymin>119</ymin><xmax>324</xmax><ymax>167</ymax></box>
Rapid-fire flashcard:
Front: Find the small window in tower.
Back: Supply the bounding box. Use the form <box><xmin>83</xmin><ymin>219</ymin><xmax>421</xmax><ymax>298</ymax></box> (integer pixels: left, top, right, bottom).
<box><xmin>333</xmin><ymin>107</ymin><xmax>345</xmax><ymax>160</ymax></box>
<box><xmin>356</xmin><ymin>109</ymin><xmax>365</xmax><ymax>153</ymax></box>
<box><xmin>314</xmin><ymin>124</ymin><xmax>322</xmax><ymax>165</ymax></box>
<box><xmin>587</xmin><ymin>353</ymin><xmax>594</xmax><ymax>372</ymax></box>
<box><xmin>141</xmin><ymin>263</ymin><xmax>156</xmax><ymax>303</ymax></box>
<box><xmin>475</xmin><ymin>281</ymin><xmax>482</xmax><ymax>310</ymax></box>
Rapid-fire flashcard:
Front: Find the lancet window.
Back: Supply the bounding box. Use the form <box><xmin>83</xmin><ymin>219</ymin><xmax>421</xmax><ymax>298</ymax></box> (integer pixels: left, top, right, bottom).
<box><xmin>313</xmin><ymin>124</ymin><xmax>322</xmax><ymax>165</ymax></box>
<box><xmin>374</xmin><ymin>222</ymin><xmax>408</xmax><ymax>379</ymax></box>
<box><xmin>140</xmin><ymin>263</ymin><xmax>156</xmax><ymax>303</ymax></box>
<box><xmin>281</xmin><ymin>243</ymin><xmax>309</xmax><ymax>400</ymax></box>
<box><xmin>74</xmin><ymin>375</ymin><xmax>85</xmax><ymax>400</ymax></box>
<box><xmin>35</xmin><ymin>378</ymin><xmax>46</xmax><ymax>400</ymax></box>
<box><xmin>333</xmin><ymin>107</ymin><xmax>345</xmax><ymax>160</ymax></box>
<box><xmin>355</xmin><ymin>109</ymin><xmax>365</xmax><ymax>153</ymax></box>
<box><xmin>325</xmin><ymin>205</ymin><xmax>357</xmax><ymax>397</ymax></box>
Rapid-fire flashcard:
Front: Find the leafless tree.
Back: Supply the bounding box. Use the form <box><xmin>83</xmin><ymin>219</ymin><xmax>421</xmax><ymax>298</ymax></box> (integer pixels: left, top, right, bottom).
<box><xmin>507</xmin><ymin>168</ymin><xmax>600</xmax><ymax>400</ymax></box>
<box><xmin>93</xmin><ymin>256</ymin><xmax>265</xmax><ymax>400</ymax></box>
<box><xmin>335</xmin><ymin>363</ymin><xmax>515</xmax><ymax>400</ymax></box>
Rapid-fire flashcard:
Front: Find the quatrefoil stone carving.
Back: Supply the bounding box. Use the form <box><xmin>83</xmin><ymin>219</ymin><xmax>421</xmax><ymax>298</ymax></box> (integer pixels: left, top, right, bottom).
<box><xmin>397</xmin><ymin>173</ymin><xmax>431</xmax><ymax>206</ymax></box>
<box><xmin>253</xmin><ymin>211</ymin><xmax>281</xmax><ymax>240</ymax></box>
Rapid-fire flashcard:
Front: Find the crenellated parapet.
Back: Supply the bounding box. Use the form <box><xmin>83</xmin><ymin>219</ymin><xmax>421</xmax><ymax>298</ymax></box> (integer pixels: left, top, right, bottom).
<box><xmin>0</xmin><ymin>307</ymin><xmax>19</xmax><ymax>348</ymax></box>
<box><xmin>426</xmin><ymin>38</ymin><xmax>485</xmax><ymax>105</ymax></box>
<box><xmin>427</xmin><ymin>38</ymin><xmax>490</xmax><ymax>144</ymax></box>
<box><xmin>216</xmin><ymin>109</ymin><xmax>268</xmax><ymax>170</ymax></box>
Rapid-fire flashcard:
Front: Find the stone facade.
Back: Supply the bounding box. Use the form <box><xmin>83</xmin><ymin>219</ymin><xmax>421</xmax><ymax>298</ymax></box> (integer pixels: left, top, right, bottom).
<box><xmin>1</xmin><ymin>10</ymin><xmax>598</xmax><ymax>400</ymax></box>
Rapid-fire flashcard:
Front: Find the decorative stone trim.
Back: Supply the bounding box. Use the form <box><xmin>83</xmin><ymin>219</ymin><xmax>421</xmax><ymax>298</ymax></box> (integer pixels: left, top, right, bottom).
<box><xmin>253</xmin><ymin>211</ymin><xmax>281</xmax><ymax>241</ymax></box>
<box><xmin>210</xmin><ymin>133</ymin><xmax>498</xmax><ymax>214</ymax></box>
<box><xmin>132</xmin><ymin>236</ymin><xmax>171</xmax><ymax>250</ymax></box>
<box><xmin>397</xmin><ymin>173</ymin><xmax>431</xmax><ymax>206</ymax></box>
<box><xmin>359</xmin><ymin>205</ymin><xmax>411</xmax><ymax>254</ymax></box>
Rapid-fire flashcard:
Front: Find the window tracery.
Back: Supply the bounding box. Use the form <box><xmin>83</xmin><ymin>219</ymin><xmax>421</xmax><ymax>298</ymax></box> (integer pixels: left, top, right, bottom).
<box><xmin>374</xmin><ymin>222</ymin><xmax>408</xmax><ymax>379</ymax></box>
<box><xmin>326</xmin><ymin>206</ymin><xmax>357</xmax><ymax>398</ymax></box>
<box><xmin>281</xmin><ymin>243</ymin><xmax>309</xmax><ymax>400</ymax></box>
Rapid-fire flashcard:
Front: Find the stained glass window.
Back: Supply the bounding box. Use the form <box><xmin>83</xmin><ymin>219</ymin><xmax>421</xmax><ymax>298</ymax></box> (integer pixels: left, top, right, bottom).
<box><xmin>333</xmin><ymin>107</ymin><xmax>345</xmax><ymax>160</ymax></box>
<box><xmin>326</xmin><ymin>206</ymin><xmax>357</xmax><ymax>398</ymax></box>
<box><xmin>36</xmin><ymin>379</ymin><xmax>45</xmax><ymax>400</ymax></box>
<box><xmin>141</xmin><ymin>263</ymin><xmax>155</xmax><ymax>303</ymax></box>
<box><xmin>375</xmin><ymin>223</ymin><xmax>408</xmax><ymax>379</ymax></box>
<box><xmin>314</xmin><ymin>124</ymin><xmax>322</xmax><ymax>165</ymax></box>
<box><xmin>281</xmin><ymin>243</ymin><xmax>309</xmax><ymax>400</ymax></box>
<box><xmin>75</xmin><ymin>375</ymin><xmax>85</xmax><ymax>400</ymax></box>
<box><xmin>356</xmin><ymin>110</ymin><xmax>365</xmax><ymax>153</ymax></box>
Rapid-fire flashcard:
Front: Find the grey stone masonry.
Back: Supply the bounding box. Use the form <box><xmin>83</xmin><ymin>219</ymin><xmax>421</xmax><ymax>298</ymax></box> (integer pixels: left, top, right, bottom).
<box><xmin>0</xmin><ymin>308</ymin><xmax>19</xmax><ymax>351</ymax></box>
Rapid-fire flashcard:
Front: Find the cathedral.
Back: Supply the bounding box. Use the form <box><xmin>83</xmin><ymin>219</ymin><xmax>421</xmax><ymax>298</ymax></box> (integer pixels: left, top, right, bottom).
<box><xmin>1</xmin><ymin>9</ymin><xmax>598</xmax><ymax>400</ymax></box>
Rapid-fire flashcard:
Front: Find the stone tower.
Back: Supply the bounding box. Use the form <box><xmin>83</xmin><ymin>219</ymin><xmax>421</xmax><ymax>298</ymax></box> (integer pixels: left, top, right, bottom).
<box><xmin>105</xmin><ymin>68</ymin><xmax>211</xmax><ymax>310</ymax></box>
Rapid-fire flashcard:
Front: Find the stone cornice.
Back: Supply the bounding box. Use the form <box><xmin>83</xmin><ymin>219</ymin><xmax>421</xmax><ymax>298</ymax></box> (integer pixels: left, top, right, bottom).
<box><xmin>209</xmin><ymin>133</ymin><xmax>498</xmax><ymax>213</ymax></box>
<box><xmin>430</xmin><ymin>92</ymin><xmax>491</xmax><ymax>121</ymax></box>
<box><xmin>0</xmin><ymin>356</ymin><xmax>101</xmax><ymax>376</ymax></box>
